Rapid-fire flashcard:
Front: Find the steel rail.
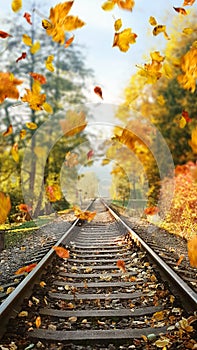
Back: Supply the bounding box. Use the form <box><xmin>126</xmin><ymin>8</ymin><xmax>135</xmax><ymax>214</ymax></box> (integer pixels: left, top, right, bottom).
<box><xmin>102</xmin><ymin>200</ymin><xmax>197</xmax><ymax>312</ymax></box>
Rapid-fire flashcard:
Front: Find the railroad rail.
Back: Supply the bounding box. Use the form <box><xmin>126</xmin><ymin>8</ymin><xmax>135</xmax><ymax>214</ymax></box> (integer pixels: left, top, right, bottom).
<box><xmin>0</xmin><ymin>199</ymin><xmax>196</xmax><ymax>349</ymax></box>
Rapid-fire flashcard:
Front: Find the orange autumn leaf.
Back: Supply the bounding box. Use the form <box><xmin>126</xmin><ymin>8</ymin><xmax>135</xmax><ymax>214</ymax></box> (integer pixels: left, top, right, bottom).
<box><xmin>137</xmin><ymin>52</ymin><xmax>164</xmax><ymax>84</ymax></box>
<box><xmin>20</xmin><ymin>129</ymin><xmax>26</xmax><ymax>139</ymax></box>
<box><xmin>35</xmin><ymin>316</ymin><xmax>41</xmax><ymax>328</ymax></box>
<box><xmin>21</xmin><ymin>81</ymin><xmax>46</xmax><ymax>111</ymax></box>
<box><xmin>113</xmin><ymin>27</ymin><xmax>137</xmax><ymax>52</ymax></box>
<box><xmin>65</xmin><ymin>35</ymin><xmax>75</xmax><ymax>48</ymax></box>
<box><xmin>0</xmin><ymin>72</ymin><xmax>23</xmax><ymax>104</ymax></box>
<box><xmin>176</xmin><ymin>254</ymin><xmax>185</xmax><ymax>266</ymax></box>
<box><xmin>26</xmin><ymin>122</ymin><xmax>37</xmax><ymax>129</ymax></box>
<box><xmin>102</xmin><ymin>0</ymin><xmax>135</xmax><ymax>11</ymax></box>
<box><xmin>59</xmin><ymin>110</ymin><xmax>87</xmax><ymax>137</ymax></box>
<box><xmin>45</xmin><ymin>1</ymin><xmax>85</xmax><ymax>45</ymax></box>
<box><xmin>189</xmin><ymin>127</ymin><xmax>197</xmax><ymax>153</ymax></box>
<box><xmin>2</xmin><ymin>124</ymin><xmax>13</xmax><ymax>137</ymax></box>
<box><xmin>53</xmin><ymin>246</ymin><xmax>70</xmax><ymax>258</ymax></box>
<box><xmin>15</xmin><ymin>263</ymin><xmax>37</xmax><ymax>275</ymax></box>
<box><xmin>94</xmin><ymin>86</ymin><xmax>103</xmax><ymax>99</ymax></box>
<box><xmin>144</xmin><ymin>206</ymin><xmax>159</xmax><ymax>215</ymax></box>
<box><xmin>73</xmin><ymin>207</ymin><xmax>96</xmax><ymax>222</ymax></box>
<box><xmin>0</xmin><ymin>30</ymin><xmax>12</xmax><ymax>39</ymax></box>
<box><xmin>23</xmin><ymin>12</ymin><xmax>32</xmax><ymax>25</ymax></box>
<box><xmin>0</xmin><ymin>192</ymin><xmax>11</xmax><ymax>224</ymax></box>
<box><xmin>117</xmin><ymin>259</ymin><xmax>126</xmax><ymax>272</ymax></box>
<box><xmin>173</xmin><ymin>6</ymin><xmax>187</xmax><ymax>15</ymax></box>
<box><xmin>16</xmin><ymin>52</ymin><xmax>27</xmax><ymax>63</ymax></box>
<box><xmin>65</xmin><ymin>151</ymin><xmax>79</xmax><ymax>167</ymax></box>
<box><xmin>29</xmin><ymin>72</ymin><xmax>46</xmax><ymax>84</ymax></box>
<box><xmin>187</xmin><ymin>235</ymin><xmax>197</xmax><ymax>267</ymax></box>
<box><xmin>177</xmin><ymin>46</ymin><xmax>197</xmax><ymax>93</ymax></box>
<box><xmin>45</xmin><ymin>184</ymin><xmax>61</xmax><ymax>202</ymax></box>
<box><xmin>18</xmin><ymin>203</ymin><xmax>32</xmax><ymax>212</ymax></box>
<box><xmin>182</xmin><ymin>0</ymin><xmax>195</xmax><ymax>4</ymax></box>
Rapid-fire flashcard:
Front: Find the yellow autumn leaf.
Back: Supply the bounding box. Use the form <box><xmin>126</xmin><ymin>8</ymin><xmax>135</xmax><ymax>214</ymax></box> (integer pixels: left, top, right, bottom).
<box><xmin>11</xmin><ymin>142</ymin><xmax>19</xmax><ymax>162</ymax></box>
<box><xmin>155</xmin><ymin>338</ymin><xmax>170</xmax><ymax>347</ymax></box>
<box><xmin>102</xmin><ymin>158</ymin><xmax>110</xmax><ymax>165</ymax></box>
<box><xmin>22</xmin><ymin>34</ymin><xmax>32</xmax><ymax>46</ymax></box>
<box><xmin>113</xmin><ymin>28</ymin><xmax>137</xmax><ymax>52</ymax></box>
<box><xmin>188</xmin><ymin>127</ymin><xmax>197</xmax><ymax>153</ymax></box>
<box><xmin>21</xmin><ymin>84</ymin><xmax>46</xmax><ymax>111</ymax></box>
<box><xmin>30</xmin><ymin>41</ymin><xmax>40</xmax><ymax>54</ymax></box>
<box><xmin>0</xmin><ymin>72</ymin><xmax>23</xmax><ymax>104</ymax></box>
<box><xmin>20</xmin><ymin>129</ymin><xmax>26</xmax><ymax>139</ymax></box>
<box><xmin>150</xmin><ymin>51</ymin><xmax>165</xmax><ymax>63</ymax></box>
<box><xmin>179</xmin><ymin>116</ymin><xmax>187</xmax><ymax>128</ymax></box>
<box><xmin>45</xmin><ymin>55</ymin><xmax>55</xmax><ymax>72</ymax></box>
<box><xmin>26</xmin><ymin>122</ymin><xmax>37</xmax><ymax>130</ymax></box>
<box><xmin>114</xmin><ymin>18</ymin><xmax>122</xmax><ymax>32</ymax></box>
<box><xmin>0</xmin><ymin>192</ymin><xmax>11</xmax><ymax>224</ymax></box>
<box><xmin>177</xmin><ymin>47</ymin><xmax>197</xmax><ymax>92</ymax></box>
<box><xmin>157</xmin><ymin>95</ymin><xmax>166</xmax><ymax>106</ymax></box>
<box><xmin>162</xmin><ymin>63</ymin><xmax>173</xmax><ymax>79</ymax></box>
<box><xmin>149</xmin><ymin>16</ymin><xmax>157</xmax><ymax>26</ymax></box>
<box><xmin>153</xmin><ymin>25</ymin><xmax>169</xmax><ymax>39</ymax></box>
<box><xmin>43</xmin><ymin>102</ymin><xmax>53</xmax><ymax>114</ymax></box>
<box><xmin>42</xmin><ymin>19</ymin><xmax>53</xmax><ymax>30</ymax></box>
<box><xmin>63</xmin><ymin>16</ymin><xmax>85</xmax><ymax>31</ymax></box>
<box><xmin>102</xmin><ymin>0</ymin><xmax>115</xmax><ymax>10</ymax></box>
<box><xmin>11</xmin><ymin>0</ymin><xmax>22</xmax><ymax>12</ymax></box>
<box><xmin>182</xmin><ymin>27</ymin><xmax>194</xmax><ymax>35</ymax></box>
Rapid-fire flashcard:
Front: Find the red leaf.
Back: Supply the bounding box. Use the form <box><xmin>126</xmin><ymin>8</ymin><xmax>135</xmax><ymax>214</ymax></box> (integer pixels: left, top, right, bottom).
<box><xmin>18</xmin><ymin>203</ymin><xmax>32</xmax><ymax>212</ymax></box>
<box><xmin>15</xmin><ymin>263</ymin><xmax>37</xmax><ymax>275</ymax></box>
<box><xmin>65</xmin><ymin>35</ymin><xmax>75</xmax><ymax>48</ymax></box>
<box><xmin>144</xmin><ymin>206</ymin><xmax>159</xmax><ymax>215</ymax></box>
<box><xmin>29</xmin><ymin>72</ymin><xmax>47</xmax><ymax>84</ymax></box>
<box><xmin>2</xmin><ymin>124</ymin><xmax>13</xmax><ymax>137</ymax></box>
<box><xmin>117</xmin><ymin>259</ymin><xmax>126</xmax><ymax>272</ymax></box>
<box><xmin>53</xmin><ymin>246</ymin><xmax>70</xmax><ymax>258</ymax></box>
<box><xmin>23</xmin><ymin>12</ymin><xmax>32</xmax><ymax>25</ymax></box>
<box><xmin>182</xmin><ymin>110</ymin><xmax>192</xmax><ymax>123</ymax></box>
<box><xmin>0</xmin><ymin>30</ymin><xmax>12</xmax><ymax>39</ymax></box>
<box><xmin>94</xmin><ymin>86</ymin><xmax>103</xmax><ymax>99</ymax></box>
<box><xmin>16</xmin><ymin>52</ymin><xmax>27</xmax><ymax>63</ymax></box>
<box><xmin>87</xmin><ymin>149</ymin><xmax>94</xmax><ymax>159</ymax></box>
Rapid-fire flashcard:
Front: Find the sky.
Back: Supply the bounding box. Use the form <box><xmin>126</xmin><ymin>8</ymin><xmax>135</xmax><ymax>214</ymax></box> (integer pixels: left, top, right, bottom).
<box><xmin>0</xmin><ymin>0</ymin><xmax>196</xmax><ymax>105</ymax></box>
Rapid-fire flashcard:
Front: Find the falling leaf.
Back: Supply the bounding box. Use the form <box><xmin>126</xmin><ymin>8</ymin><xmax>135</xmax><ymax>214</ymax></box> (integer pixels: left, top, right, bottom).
<box><xmin>137</xmin><ymin>54</ymin><xmax>163</xmax><ymax>84</ymax></box>
<box><xmin>42</xmin><ymin>19</ymin><xmax>53</xmax><ymax>30</ymax></box>
<box><xmin>45</xmin><ymin>1</ymin><xmax>85</xmax><ymax>45</ymax></box>
<box><xmin>0</xmin><ymin>30</ymin><xmax>12</xmax><ymax>39</ymax></box>
<box><xmin>182</xmin><ymin>0</ymin><xmax>195</xmax><ymax>4</ymax></box>
<box><xmin>11</xmin><ymin>0</ymin><xmax>22</xmax><ymax>12</ymax></box>
<box><xmin>35</xmin><ymin>316</ymin><xmax>41</xmax><ymax>328</ymax></box>
<box><xmin>53</xmin><ymin>246</ymin><xmax>70</xmax><ymax>258</ymax></box>
<box><xmin>46</xmin><ymin>184</ymin><xmax>61</xmax><ymax>202</ymax></box>
<box><xmin>20</xmin><ymin>129</ymin><xmax>26</xmax><ymax>139</ymax></box>
<box><xmin>182</xmin><ymin>27</ymin><xmax>194</xmax><ymax>35</ymax></box>
<box><xmin>117</xmin><ymin>259</ymin><xmax>126</xmax><ymax>272</ymax></box>
<box><xmin>187</xmin><ymin>235</ymin><xmax>197</xmax><ymax>267</ymax></box>
<box><xmin>26</xmin><ymin>122</ymin><xmax>37</xmax><ymax>129</ymax></box>
<box><xmin>15</xmin><ymin>263</ymin><xmax>37</xmax><ymax>275</ymax></box>
<box><xmin>18</xmin><ymin>203</ymin><xmax>32</xmax><ymax>212</ymax></box>
<box><xmin>113</xmin><ymin>27</ymin><xmax>137</xmax><ymax>52</ymax></box>
<box><xmin>173</xmin><ymin>6</ymin><xmax>187</xmax><ymax>15</ymax></box>
<box><xmin>179</xmin><ymin>116</ymin><xmax>187</xmax><ymax>128</ymax></box>
<box><xmin>29</xmin><ymin>72</ymin><xmax>46</xmax><ymax>84</ymax></box>
<box><xmin>11</xmin><ymin>142</ymin><xmax>19</xmax><ymax>162</ymax></box>
<box><xmin>177</xmin><ymin>47</ymin><xmax>197</xmax><ymax>92</ymax></box>
<box><xmin>87</xmin><ymin>149</ymin><xmax>94</xmax><ymax>159</ymax></box>
<box><xmin>59</xmin><ymin>109</ymin><xmax>87</xmax><ymax>136</ymax></box>
<box><xmin>16</xmin><ymin>52</ymin><xmax>27</xmax><ymax>63</ymax></box>
<box><xmin>189</xmin><ymin>127</ymin><xmax>197</xmax><ymax>153</ymax></box>
<box><xmin>43</xmin><ymin>102</ymin><xmax>53</xmax><ymax>113</ymax></box>
<box><xmin>65</xmin><ymin>35</ymin><xmax>75</xmax><ymax>48</ymax></box>
<box><xmin>102</xmin><ymin>0</ymin><xmax>135</xmax><ymax>11</ymax></box>
<box><xmin>149</xmin><ymin>16</ymin><xmax>157</xmax><ymax>26</ymax></box>
<box><xmin>102</xmin><ymin>1</ymin><xmax>116</xmax><ymax>10</ymax></box>
<box><xmin>0</xmin><ymin>72</ymin><xmax>23</xmax><ymax>103</ymax></box>
<box><xmin>22</xmin><ymin>34</ymin><xmax>32</xmax><ymax>46</ymax></box>
<box><xmin>21</xmin><ymin>81</ymin><xmax>46</xmax><ymax>111</ymax></box>
<box><xmin>0</xmin><ymin>192</ymin><xmax>11</xmax><ymax>224</ymax></box>
<box><xmin>182</xmin><ymin>110</ymin><xmax>192</xmax><ymax>123</ymax></box>
<box><xmin>144</xmin><ymin>206</ymin><xmax>159</xmax><ymax>215</ymax></box>
<box><xmin>3</xmin><ymin>124</ymin><xmax>13</xmax><ymax>137</ymax></box>
<box><xmin>23</xmin><ymin>12</ymin><xmax>32</xmax><ymax>25</ymax></box>
<box><xmin>65</xmin><ymin>151</ymin><xmax>79</xmax><ymax>167</ymax></box>
<box><xmin>30</xmin><ymin>41</ymin><xmax>40</xmax><ymax>54</ymax></box>
<box><xmin>153</xmin><ymin>24</ymin><xmax>169</xmax><ymax>39</ymax></box>
<box><xmin>45</xmin><ymin>55</ymin><xmax>55</xmax><ymax>72</ymax></box>
<box><xmin>94</xmin><ymin>86</ymin><xmax>103</xmax><ymax>99</ymax></box>
<box><xmin>162</xmin><ymin>63</ymin><xmax>173</xmax><ymax>79</ymax></box>
<box><xmin>114</xmin><ymin>18</ymin><xmax>122</xmax><ymax>31</ymax></box>
<box><xmin>150</xmin><ymin>51</ymin><xmax>165</xmax><ymax>63</ymax></box>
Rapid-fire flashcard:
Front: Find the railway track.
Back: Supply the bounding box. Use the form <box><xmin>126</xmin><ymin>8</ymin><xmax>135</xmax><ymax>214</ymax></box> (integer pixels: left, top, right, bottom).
<box><xmin>0</xmin><ymin>199</ymin><xmax>196</xmax><ymax>349</ymax></box>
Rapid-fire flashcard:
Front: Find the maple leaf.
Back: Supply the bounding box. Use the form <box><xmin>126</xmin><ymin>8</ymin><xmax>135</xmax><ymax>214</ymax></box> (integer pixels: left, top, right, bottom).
<box><xmin>53</xmin><ymin>246</ymin><xmax>70</xmax><ymax>258</ymax></box>
<box><xmin>65</xmin><ymin>151</ymin><xmax>79</xmax><ymax>167</ymax></box>
<box><xmin>187</xmin><ymin>235</ymin><xmax>197</xmax><ymax>267</ymax></box>
<box><xmin>94</xmin><ymin>86</ymin><xmax>103</xmax><ymax>99</ymax></box>
<box><xmin>73</xmin><ymin>207</ymin><xmax>96</xmax><ymax>222</ymax></box>
<box><xmin>0</xmin><ymin>192</ymin><xmax>11</xmax><ymax>224</ymax></box>
<box><xmin>0</xmin><ymin>30</ymin><xmax>12</xmax><ymax>39</ymax></box>
<box><xmin>29</xmin><ymin>72</ymin><xmax>46</xmax><ymax>84</ymax></box>
<box><xmin>21</xmin><ymin>81</ymin><xmax>46</xmax><ymax>111</ymax></box>
<box><xmin>59</xmin><ymin>110</ymin><xmax>87</xmax><ymax>137</ymax></box>
<box><xmin>16</xmin><ymin>52</ymin><xmax>27</xmax><ymax>63</ymax></box>
<box><xmin>3</xmin><ymin>125</ymin><xmax>13</xmax><ymax>137</ymax></box>
<box><xmin>188</xmin><ymin>127</ymin><xmax>197</xmax><ymax>153</ymax></box>
<box><xmin>0</xmin><ymin>72</ymin><xmax>23</xmax><ymax>104</ymax></box>
<box><xmin>23</xmin><ymin>12</ymin><xmax>32</xmax><ymax>25</ymax></box>
<box><xmin>15</xmin><ymin>263</ymin><xmax>37</xmax><ymax>275</ymax></box>
<box><xmin>177</xmin><ymin>47</ymin><xmax>197</xmax><ymax>92</ymax></box>
<box><xmin>113</xmin><ymin>28</ymin><xmax>137</xmax><ymax>52</ymax></box>
<box><xmin>11</xmin><ymin>0</ymin><xmax>22</xmax><ymax>12</ymax></box>
<box><xmin>45</xmin><ymin>1</ymin><xmax>85</xmax><ymax>45</ymax></box>
<box><xmin>173</xmin><ymin>6</ymin><xmax>187</xmax><ymax>15</ymax></box>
